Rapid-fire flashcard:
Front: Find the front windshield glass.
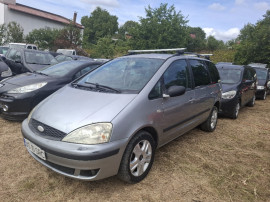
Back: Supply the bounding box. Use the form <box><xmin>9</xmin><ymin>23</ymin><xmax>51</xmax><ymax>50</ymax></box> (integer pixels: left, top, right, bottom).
<box><xmin>38</xmin><ymin>61</ymin><xmax>82</xmax><ymax>77</ymax></box>
<box><xmin>76</xmin><ymin>58</ymin><xmax>164</xmax><ymax>93</ymax></box>
<box><xmin>255</xmin><ymin>69</ymin><xmax>267</xmax><ymax>80</ymax></box>
<box><xmin>25</xmin><ymin>51</ymin><xmax>58</xmax><ymax>65</ymax></box>
<box><xmin>218</xmin><ymin>69</ymin><xmax>242</xmax><ymax>84</ymax></box>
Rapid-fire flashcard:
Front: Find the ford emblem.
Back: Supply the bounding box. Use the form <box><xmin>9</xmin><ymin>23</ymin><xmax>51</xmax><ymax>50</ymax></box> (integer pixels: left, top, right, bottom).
<box><xmin>37</xmin><ymin>125</ymin><xmax>45</xmax><ymax>132</ymax></box>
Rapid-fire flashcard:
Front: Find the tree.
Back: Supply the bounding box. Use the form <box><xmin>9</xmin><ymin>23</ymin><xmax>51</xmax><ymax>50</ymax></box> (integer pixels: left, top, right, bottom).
<box><xmin>54</xmin><ymin>23</ymin><xmax>82</xmax><ymax>49</ymax></box>
<box><xmin>234</xmin><ymin>10</ymin><xmax>270</xmax><ymax>64</ymax></box>
<box><xmin>0</xmin><ymin>24</ymin><xmax>7</xmax><ymax>45</ymax></box>
<box><xmin>128</xmin><ymin>3</ymin><xmax>188</xmax><ymax>49</ymax></box>
<box><xmin>6</xmin><ymin>21</ymin><xmax>24</xmax><ymax>43</ymax></box>
<box><xmin>26</xmin><ymin>27</ymin><xmax>60</xmax><ymax>50</ymax></box>
<box><xmin>81</xmin><ymin>7</ymin><xmax>118</xmax><ymax>46</ymax></box>
<box><xmin>206</xmin><ymin>36</ymin><xmax>225</xmax><ymax>51</ymax></box>
<box><xmin>118</xmin><ymin>20</ymin><xmax>139</xmax><ymax>40</ymax></box>
<box><xmin>186</xmin><ymin>27</ymin><xmax>206</xmax><ymax>52</ymax></box>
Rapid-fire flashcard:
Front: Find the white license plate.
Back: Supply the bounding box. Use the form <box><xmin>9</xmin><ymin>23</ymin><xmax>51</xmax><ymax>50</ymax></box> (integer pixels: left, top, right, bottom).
<box><xmin>24</xmin><ymin>138</ymin><xmax>46</xmax><ymax>160</ymax></box>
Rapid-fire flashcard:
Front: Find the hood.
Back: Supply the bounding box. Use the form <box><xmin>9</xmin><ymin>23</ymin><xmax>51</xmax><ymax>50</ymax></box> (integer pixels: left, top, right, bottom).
<box><xmin>258</xmin><ymin>79</ymin><xmax>267</xmax><ymax>86</ymax></box>
<box><xmin>221</xmin><ymin>83</ymin><xmax>239</xmax><ymax>93</ymax></box>
<box><xmin>0</xmin><ymin>61</ymin><xmax>9</xmax><ymax>72</ymax></box>
<box><xmin>32</xmin><ymin>85</ymin><xmax>137</xmax><ymax>134</ymax></box>
<box><xmin>5</xmin><ymin>72</ymin><xmax>49</xmax><ymax>87</ymax></box>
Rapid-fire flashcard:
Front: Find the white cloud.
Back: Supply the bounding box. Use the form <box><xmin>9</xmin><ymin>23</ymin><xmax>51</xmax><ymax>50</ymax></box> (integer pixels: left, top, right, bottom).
<box><xmin>203</xmin><ymin>27</ymin><xmax>240</xmax><ymax>41</ymax></box>
<box><xmin>80</xmin><ymin>0</ymin><xmax>120</xmax><ymax>8</ymax></box>
<box><xmin>254</xmin><ymin>2</ymin><xmax>270</xmax><ymax>11</ymax></box>
<box><xmin>235</xmin><ymin>0</ymin><xmax>245</xmax><ymax>5</ymax></box>
<box><xmin>208</xmin><ymin>3</ymin><xmax>226</xmax><ymax>11</ymax></box>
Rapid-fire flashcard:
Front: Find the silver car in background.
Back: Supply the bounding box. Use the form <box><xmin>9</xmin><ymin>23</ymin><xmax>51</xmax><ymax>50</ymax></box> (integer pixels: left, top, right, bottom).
<box><xmin>21</xmin><ymin>49</ymin><xmax>222</xmax><ymax>183</ymax></box>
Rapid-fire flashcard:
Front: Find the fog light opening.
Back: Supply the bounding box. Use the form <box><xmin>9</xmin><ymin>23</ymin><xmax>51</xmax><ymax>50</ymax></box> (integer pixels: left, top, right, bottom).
<box><xmin>3</xmin><ymin>105</ymin><xmax>8</xmax><ymax>112</ymax></box>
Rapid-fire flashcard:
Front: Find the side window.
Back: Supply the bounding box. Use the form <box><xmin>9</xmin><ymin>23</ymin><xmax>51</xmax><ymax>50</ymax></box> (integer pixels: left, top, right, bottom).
<box><xmin>14</xmin><ymin>51</ymin><xmax>21</xmax><ymax>61</ymax></box>
<box><xmin>163</xmin><ymin>60</ymin><xmax>191</xmax><ymax>90</ymax></box>
<box><xmin>189</xmin><ymin>59</ymin><xmax>211</xmax><ymax>87</ymax></box>
<box><xmin>149</xmin><ymin>60</ymin><xmax>190</xmax><ymax>100</ymax></box>
<box><xmin>81</xmin><ymin>65</ymin><xmax>99</xmax><ymax>75</ymax></box>
<box><xmin>74</xmin><ymin>72</ymin><xmax>81</xmax><ymax>79</ymax></box>
<box><xmin>6</xmin><ymin>49</ymin><xmax>17</xmax><ymax>60</ymax></box>
<box><xmin>206</xmin><ymin>61</ymin><xmax>220</xmax><ymax>83</ymax></box>
<box><xmin>243</xmin><ymin>68</ymin><xmax>253</xmax><ymax>81</ymax></box>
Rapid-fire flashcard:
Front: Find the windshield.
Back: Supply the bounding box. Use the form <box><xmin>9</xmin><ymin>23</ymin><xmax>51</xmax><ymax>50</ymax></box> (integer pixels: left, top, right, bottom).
<box><xmin>38</xmin><ymin>61</ymin><xmax>84</xmax><ymax>77</ymax></box>
<box><xmin>76</xmin><ymin>58</ymin><xmax>164</xmax><ymax>93</ymax></box>
<box><xmin>0</xmin><ymin>47</ymin><xmax>9</xmax><ymax>55</ymax></box>
<box><xmin>25</xmin><ymin>51</ymin><xmax>58</xmax><ymax>65</ymax></box>
<box><xmin>255</xmin><ymin>69</ymin><xmax>267</xmax><ymax>80</ymax></box>
<box><xmin>218</xmin><ymin>69</ymin><xmax>242</xmax><ymax>84</ymax></box>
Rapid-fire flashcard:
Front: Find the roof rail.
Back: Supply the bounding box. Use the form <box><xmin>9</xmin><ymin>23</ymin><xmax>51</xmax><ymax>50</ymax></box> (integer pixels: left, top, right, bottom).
<box><xmin>180</xmin><ymin>53</ymin><xmax>213</xmax><ymax>59</ymax></box>
<box><xmin>128</xmin><ymin>48</ymin><xmax>186</xmax><ymax>55</ymax></box>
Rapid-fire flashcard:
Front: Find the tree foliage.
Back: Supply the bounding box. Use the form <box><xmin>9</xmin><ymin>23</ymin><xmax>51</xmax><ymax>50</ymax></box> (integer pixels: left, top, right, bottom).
<box><xmin>186</xmin><ymin>27</ymin><xmax>206</xmax><ymax>52</ymax></box>
<box><xmin>0</xmin><ymin>22</ymin><xmax>24</xmax><ymax>44</ymax></box>
<box><xmin>128</xmin><ymin>3</ymin><xmax>188</xmax><ymax>49</ymax></box>
<box><xmin>206</xmin><ymin>36</ymin><xmax>225</xmax><ymax>51</ymax></box>
<box><xmin>25</xmin><ymin>27</ymin><xmax>60</xmax><ymax>50</ymax></box>
<box><xmin>81</xmin><ymin>7</ymin><xmax>118</xmax><ymax>46</ymax></box>
<box><xmin>234</xmin><ymin>10</ymin><xmax>270</xmax><ymax>65</ymax></box>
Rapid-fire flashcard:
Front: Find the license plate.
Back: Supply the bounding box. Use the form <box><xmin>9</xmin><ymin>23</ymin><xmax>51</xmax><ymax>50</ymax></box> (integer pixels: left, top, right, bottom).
<box><xmin>24</xmin><ymin>138</ymin><xmax>46</xmax><ymax>160</ymax></box>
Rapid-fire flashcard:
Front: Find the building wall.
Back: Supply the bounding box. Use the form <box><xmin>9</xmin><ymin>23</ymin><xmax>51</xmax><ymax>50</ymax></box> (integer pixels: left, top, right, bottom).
<box><xmin>0</xmin><ymin>3</ymin><xmax>4</xmax><ymax>24</ymax></box>
<box><xmin>3</xmin><ymin>4</ymin><xmax>67</xmax><ymax>35</ymax></box>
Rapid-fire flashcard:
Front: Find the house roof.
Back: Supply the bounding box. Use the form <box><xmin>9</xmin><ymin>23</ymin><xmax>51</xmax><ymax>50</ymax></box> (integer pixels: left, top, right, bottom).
<box><xmin>7</xmin><ymin>3</ymin><xmax>84</xmax><ymax>29</ymax></box>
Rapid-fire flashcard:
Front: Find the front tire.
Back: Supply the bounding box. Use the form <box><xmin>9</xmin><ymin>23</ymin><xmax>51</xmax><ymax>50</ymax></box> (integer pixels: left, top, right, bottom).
<box><xmin>262</xmin><ymin>90</ymin><xmax>267</xmax><ymax>100</ymax></box>
<box><xmin>230</xmin><ymin>101</ymin><xmax>240</xmax><ymax>119</ymax></box>
<box><xmin>117</xmin><ymin>131</ymin><xmax>156</xmax><ymax>183</ymax></box>
<box><xmin>247</xmin><ymin>95</ymin><xmax>255</xmax><ymax>107</ymax></box>
<box><xmin>200</xmin><ymin>106</ymin><xmax>218</xmax><ymax>132</ymax></box>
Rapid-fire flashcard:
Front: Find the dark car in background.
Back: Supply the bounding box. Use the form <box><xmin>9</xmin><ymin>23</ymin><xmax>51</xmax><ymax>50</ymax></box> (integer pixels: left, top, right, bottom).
<box><xmin>249</xmin><ymin>65</ymin><xmax>269</xmax><ymax>100</ymax></box>
<box><xmin>4</xmin><ymin>48</ymin><xmax>58</xmax><ymax>75</ymax></box>
<box><xmin>0</xmin><ymin>60</ymin><xmax>103</xmax><ymax>120</ymax></box>
<box><xmin>217</xmin><ymin>64</ymin><xmax>257</xmax><ymax>119</ymax></box>
<box><xmin>0</xmin><ymin>57</ymin><xmax>12</xmax><ymax>81</ymax></box>
<box><xmin>55</xmin><ymin>54</ymin><xmax>92</xmax><ymax>63</ymax></box>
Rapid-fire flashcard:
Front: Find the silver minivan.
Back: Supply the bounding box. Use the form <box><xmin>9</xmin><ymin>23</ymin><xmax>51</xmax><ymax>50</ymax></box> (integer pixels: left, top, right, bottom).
<box><xmin>21</xmin><ymin>49</ymin><xmax>222</xmax><ymax>183</ymax></box>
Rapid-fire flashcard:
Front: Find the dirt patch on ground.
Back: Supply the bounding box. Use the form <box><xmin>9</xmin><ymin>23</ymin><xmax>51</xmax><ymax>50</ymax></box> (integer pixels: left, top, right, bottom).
<box><xmin>0</xmin><ymin>99</ymin><xmax>269</xmax><ymax>202</ymax></box>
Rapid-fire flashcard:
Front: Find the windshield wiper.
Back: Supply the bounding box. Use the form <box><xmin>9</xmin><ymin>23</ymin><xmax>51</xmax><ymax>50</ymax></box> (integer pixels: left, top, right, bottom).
<box><xmin>85</xmin><ymin>81</ymin><xmax>121</xmax><ymax>93</ymax></box>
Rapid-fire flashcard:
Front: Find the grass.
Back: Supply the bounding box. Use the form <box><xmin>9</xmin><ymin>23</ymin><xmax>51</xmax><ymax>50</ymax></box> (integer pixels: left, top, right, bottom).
<box><xmin>0</xmin><ymin>98</ymin><xmax>269</xmax><ymax>201</ymax></box>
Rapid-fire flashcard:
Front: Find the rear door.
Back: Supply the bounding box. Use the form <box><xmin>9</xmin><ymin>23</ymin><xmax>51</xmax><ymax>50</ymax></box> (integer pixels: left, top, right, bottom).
<box><xmin>189</xmin><ymin>59</ymin><xmax>213</xmax><ymax>122</ymax></box>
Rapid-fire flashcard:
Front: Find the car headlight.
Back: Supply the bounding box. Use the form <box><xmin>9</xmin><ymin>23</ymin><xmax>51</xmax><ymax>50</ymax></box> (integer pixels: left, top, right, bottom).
<box><xmin>257</xmin><ymin>86</ymin><xmax>265</xmax><ymax>90</ymax></box>
<box><xmin>222</xmin><ymin>90</ymin><xmax>237</xmax><ymax>99</ymax></box>
<box><xmin>62</xmin><ymin>123</ymin><xmax>112</xmax><ymax>145</ymax></box>
<box><xmin>7</xmin><ymin>82</ymin><xmax>47</xmax><ymax>94</ymax></box>
<box><xmin>1</xmin><ymin>68</ymin><xmax>12</xmax><ymax>77</ymax></box>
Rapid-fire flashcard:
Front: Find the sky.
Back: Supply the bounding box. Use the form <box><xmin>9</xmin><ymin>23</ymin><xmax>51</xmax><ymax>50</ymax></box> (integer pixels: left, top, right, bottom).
<box><xmin>16</xmin><ymin>0</ymin><xmax>270</xmax><ymax>41</ymax></box>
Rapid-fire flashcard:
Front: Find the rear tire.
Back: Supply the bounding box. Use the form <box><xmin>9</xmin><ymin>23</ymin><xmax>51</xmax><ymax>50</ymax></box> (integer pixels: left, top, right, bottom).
<box><xmin>117</xmin><ymin>131</ymin><xmax>156</xmax><ymax>183</ymax></box>
<box><xmin>247</xmin><ymin>95</ymin><xmax>255</xmax><ymax>107</ymax></box>
<box><xmin>200</xmin><ymin>106</ymin><xmax>218</xmax><ymax>132</ymax></box>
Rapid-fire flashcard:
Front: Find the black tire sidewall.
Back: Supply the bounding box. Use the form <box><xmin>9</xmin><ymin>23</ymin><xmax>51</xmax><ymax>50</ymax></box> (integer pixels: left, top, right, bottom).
<box><xmin>118</xmin><ymin>131</ymin><xmax>156</xmax><ymax>183</ymax></box>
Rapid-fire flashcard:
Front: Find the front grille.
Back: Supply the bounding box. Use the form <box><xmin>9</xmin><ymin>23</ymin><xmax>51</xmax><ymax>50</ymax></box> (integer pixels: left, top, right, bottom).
<box><xmin>29</xmin><ymin>119</ymin><xmax>67</xmax><ymax>140</ymax></box>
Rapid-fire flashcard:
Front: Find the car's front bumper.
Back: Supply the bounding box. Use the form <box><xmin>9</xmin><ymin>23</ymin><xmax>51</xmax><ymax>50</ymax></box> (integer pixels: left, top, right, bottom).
<box><xmin>21</xmin><ymin>119</ymin><xmax>128</xmax><ymax>181</ymax></box>
<box><xmin>0</xmin><ymin>93</ymin><xmax>34</xmax><ymax>121</ymax></box>
<box><xmin>219</xmin><ymin>97</ymin><xmax>238</xmax><ymax>116</ymax></box>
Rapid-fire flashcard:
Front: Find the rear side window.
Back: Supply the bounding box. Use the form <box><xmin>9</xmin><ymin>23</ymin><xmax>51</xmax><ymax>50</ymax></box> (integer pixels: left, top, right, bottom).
<box><xmin>206</xmin><ymin>61</ymin><xmax>220</xmax><ymax>83</ymax></box>
<box><xmin>189</xmin><ymin>59</ymin><xmax>211</xmax><ymax>87</ymax></box>
<box><xmin>243</xmin><ymin>68</ymin><xmax>255</xmax><ymax>81</ymax></box>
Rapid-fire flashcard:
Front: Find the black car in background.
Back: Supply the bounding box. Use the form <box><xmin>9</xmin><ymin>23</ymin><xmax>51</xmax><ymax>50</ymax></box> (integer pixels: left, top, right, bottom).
<box><xmin>249</xmin><ymin>66</ymin><xmax>269</xmax><ymax>100</ymax></box>
<box><xmin>0</xmin><ymin>60</ymin><xmax>103</xmax><ymax>120</ymax></box>
<box><xmin>0</xmin><ymin>57</ymin><xmax>12</xmax><ymax>81</ymax></box>
<box><xmin>216</xmin><ymin>64</ymin><xmax>257</xmax><ymax>119</ymax></box>
<box><xmin>4</xmin><ymin>48</ymin><xmax>58</xmax><ymax>75</ymax></box>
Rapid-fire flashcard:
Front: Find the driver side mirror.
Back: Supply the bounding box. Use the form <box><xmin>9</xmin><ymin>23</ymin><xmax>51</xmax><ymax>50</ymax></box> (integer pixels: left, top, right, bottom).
<box><xmin>163</xmin><ymin>86</ymin><xmax>186</xmax><ymax>98</ymax></box>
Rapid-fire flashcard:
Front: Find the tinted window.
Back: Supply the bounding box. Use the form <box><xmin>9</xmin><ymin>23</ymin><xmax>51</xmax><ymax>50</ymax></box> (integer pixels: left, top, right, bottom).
<box><xmin>189</xmin><ymin>59</ymin><xmax>211</xmax><ymax>87</ymax></box>
<box><xmin>206</xmin><ymin>61</ymin><xmax>220</xmax><ymax>83</ymax></box>
<box><xmin>74</xmin><ymin>65</ymin><xmax>100</xmax><ymax>79</ymax></box>
<box><xmin>149</xmin><ymin>60</ymin><xmax>190</xmax><ymax>100</ymax></box>
<box><xmin>255</xmin><ymin>68</ymin><xmax>267</xmax><ymax>80</ymax></box>
<box><xmin>164</xmin><ymin>60</ymin><xmax>191</xmax><ymax>89</ymax></box>
<box><xmin>243</xmin><ymin>68</ymin><xmax>255</xmax><ymax>81</ymax></box>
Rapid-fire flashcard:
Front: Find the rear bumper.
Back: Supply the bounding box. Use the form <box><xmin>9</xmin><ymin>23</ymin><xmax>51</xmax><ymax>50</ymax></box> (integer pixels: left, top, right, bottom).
<box><xmin>21</xmin><ymin>119</ymin><xmax>128</xmax><ymax>181</ymax></box>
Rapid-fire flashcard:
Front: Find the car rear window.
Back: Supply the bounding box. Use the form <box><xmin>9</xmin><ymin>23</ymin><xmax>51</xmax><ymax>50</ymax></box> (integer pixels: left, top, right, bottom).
<box><xmin>218</xmin><ymin>69</ymin><xmax>242</xmax><ymax>84</ymax></box>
